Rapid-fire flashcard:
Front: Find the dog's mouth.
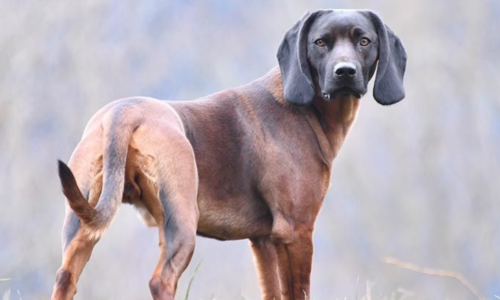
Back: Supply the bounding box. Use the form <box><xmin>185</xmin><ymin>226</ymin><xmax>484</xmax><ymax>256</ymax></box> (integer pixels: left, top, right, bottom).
<box><xmin>322</xmin><ymin>86</ymin><xmax>362</xmax><ymax>100</ymax></box>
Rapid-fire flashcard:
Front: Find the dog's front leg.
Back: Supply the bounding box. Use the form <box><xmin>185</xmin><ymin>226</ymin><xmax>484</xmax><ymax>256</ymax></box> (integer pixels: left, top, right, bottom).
<box><xmin>276</xmin><ymin>227</ymin><xmax>314</xmax><ymax>300</ymax></box>
<box><xmin>250</xmin><ymin>237</ymin><xmax>281</xmax><ymax>299</ymax></box>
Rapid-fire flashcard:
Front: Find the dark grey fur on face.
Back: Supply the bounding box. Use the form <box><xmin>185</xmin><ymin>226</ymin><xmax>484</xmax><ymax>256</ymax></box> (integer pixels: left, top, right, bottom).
<box><xmin>277</xmin><ymin>10</ymin><xmax>407</xmax><ymax>106</ymax></box>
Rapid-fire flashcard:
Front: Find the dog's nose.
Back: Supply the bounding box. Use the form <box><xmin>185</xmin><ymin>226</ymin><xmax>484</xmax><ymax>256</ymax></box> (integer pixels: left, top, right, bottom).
<box><xmin>334</xmin><ymin>62</ymin><xmax>357</xmax><ymax>78</ymax></box>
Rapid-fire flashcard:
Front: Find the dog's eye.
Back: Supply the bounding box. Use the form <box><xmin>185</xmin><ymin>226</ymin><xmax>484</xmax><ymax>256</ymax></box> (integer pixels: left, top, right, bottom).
<box><xmin>314</xmin><ymin>39</ymin><xmax>326</xmax><ymax>47</ymax></box>
<box><xmin>360</xmin><ymin>38</ymin><xmax>371</xmax><ymax>46</ymax></box>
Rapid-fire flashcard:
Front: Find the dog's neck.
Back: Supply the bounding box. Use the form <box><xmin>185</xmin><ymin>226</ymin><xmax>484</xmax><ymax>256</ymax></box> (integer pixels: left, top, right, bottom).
<box><xmin>309</xmin><ymin>95</ymin><xmax>360</xmax><ymax>164</ymax></box>
<box><xmin>259</xmin><ymin>67</ymin><xmax>361</xmax><ymax>166</ymax></box>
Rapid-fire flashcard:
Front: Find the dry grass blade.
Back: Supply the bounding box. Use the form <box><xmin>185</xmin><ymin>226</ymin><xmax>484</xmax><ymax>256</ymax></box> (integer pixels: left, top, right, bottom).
<box><xmin>184</xmin><ymin>260</ymin><xmax>202</xmax><ymax>300</ymax></box>
<box><xmin>2</xmin><ymin>288</ymin><xmax>10</xmax><ymax>300</ymax></box>
<box><xmin>383</xmin><ymin>257</ymin><xmax>485</xmax><ymax>300</ymax></box>
<box><xmin>355</xmin><ymin>275</ymin><xmax>359</xmax><ymax>300</ymax></box>
<box><xmin>365</xmin><ymin>281</ymin><xmax>372</xmax><ymax>300</ymax></box>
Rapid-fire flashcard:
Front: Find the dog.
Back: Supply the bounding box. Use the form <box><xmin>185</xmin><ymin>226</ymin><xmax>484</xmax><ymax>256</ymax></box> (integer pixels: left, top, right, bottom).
<box><xmin>51</xmin><ymin>9</ymin><xmax>406</xmax><ymax>300</ymax></box>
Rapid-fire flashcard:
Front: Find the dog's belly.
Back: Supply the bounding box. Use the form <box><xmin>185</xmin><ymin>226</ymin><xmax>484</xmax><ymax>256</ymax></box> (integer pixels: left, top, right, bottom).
<box><xmin>196</xmin><ymin>195</ymin><xmax>273</xmax><ymax>241</ymax></box>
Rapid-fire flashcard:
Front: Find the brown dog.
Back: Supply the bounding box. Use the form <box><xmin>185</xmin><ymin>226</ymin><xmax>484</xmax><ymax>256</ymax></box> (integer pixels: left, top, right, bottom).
<box><xmin>51</xmin><ymin>9</ymin><xmax>406</xmax><ymax>300</ymax></box>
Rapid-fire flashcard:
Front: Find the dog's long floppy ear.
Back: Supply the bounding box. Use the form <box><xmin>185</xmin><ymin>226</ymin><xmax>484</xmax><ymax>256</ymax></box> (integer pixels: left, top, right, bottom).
<box><xmin>277</xmin><ymin>11</ymin><xmax>326</xmax><ymax>106</ymax></box>
<box><xmin>366</xmin><ymin>11</ymin><xmax>407</xmax><ymax>105</ymax></box>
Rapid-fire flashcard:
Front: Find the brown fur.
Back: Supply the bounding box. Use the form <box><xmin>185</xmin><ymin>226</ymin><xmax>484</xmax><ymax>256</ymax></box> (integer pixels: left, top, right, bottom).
<box><xmin>52</xmin><ymin>68</ymin><xmax>360</xmax><ymax>300</ymax></box>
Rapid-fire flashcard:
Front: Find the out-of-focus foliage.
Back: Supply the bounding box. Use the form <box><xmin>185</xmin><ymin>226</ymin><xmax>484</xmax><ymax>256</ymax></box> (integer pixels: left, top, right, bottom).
<box><xmin>1</xmin><ymin>0</ymin><xmax>499</xmax><ymax>299</ymax></box>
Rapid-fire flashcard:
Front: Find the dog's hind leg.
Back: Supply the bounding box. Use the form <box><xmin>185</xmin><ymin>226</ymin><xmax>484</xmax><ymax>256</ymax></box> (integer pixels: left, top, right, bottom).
<box><xmin>52</xmin><ymin>142</ymin><xmax>104</xmax><ymax>300</ymax></box>
<box><xmin>134</xmin><ymin>127</ymin><xmax>199</xmax><ymax>300</ymax></box>
<box><xmin>52</xmin><ymin>233</ymin><xmax>98</xmax><ymax>300</ymax></box>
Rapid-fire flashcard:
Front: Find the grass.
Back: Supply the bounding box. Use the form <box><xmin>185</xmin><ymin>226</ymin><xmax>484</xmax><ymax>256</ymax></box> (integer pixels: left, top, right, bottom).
<box><xmin>2</xmin><ymin>288</ymin><xmax>21</xmax><ymax>300</ymax></box>
<box><xmin>184</xmin><ymin>261</ymin><xmax>203</xmax><ymax>300</ymax></box>
<box><xmin>2</xmin><ymin>261</ymin><xmax>495</xmax><ymax>300</ymax></box>
<box><xmin>1</xmin><ymin>278</ymin><xmax>21</xmax><ymax>300</ymax></box>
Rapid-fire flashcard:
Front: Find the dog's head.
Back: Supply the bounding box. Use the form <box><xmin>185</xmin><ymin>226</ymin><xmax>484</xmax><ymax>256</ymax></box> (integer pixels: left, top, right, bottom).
<box><xmin>277</xmin><ymin>10</ymin><xmax>407</xmax><ymax>106</ymax></box>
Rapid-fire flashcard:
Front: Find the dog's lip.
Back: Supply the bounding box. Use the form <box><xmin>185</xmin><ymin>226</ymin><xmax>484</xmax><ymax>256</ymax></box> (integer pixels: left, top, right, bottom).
<box><xmin>323</xmin><ymin>86</ymin><xmax>362</xmax><ymax>100</ymax></box>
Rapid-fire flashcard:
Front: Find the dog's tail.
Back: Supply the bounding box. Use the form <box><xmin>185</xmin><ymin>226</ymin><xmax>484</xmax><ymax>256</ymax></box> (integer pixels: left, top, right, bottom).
<box><xmin>58</xmin><ymin>161</ymin><xmax>98</xmax><ymax>224</ymax></box>
<box><xmin>58</xmin><ymin>105</ymin><xmax>142</xmax><ymax>237</ymax></box>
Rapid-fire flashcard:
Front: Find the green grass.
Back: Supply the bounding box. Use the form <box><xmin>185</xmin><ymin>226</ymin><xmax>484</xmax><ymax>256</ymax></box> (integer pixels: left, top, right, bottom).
<box><xmin>184</xmin><ymin>261</ymin><xmax>202</xmax><ymax>300</ymax></box>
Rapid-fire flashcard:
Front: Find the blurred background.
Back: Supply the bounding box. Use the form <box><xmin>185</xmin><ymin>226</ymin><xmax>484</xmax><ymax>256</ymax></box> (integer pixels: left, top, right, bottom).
<box><xmin>1</xmin><ymin>0</ymin><xmax>499</xmax><ymax>299</ymax></box>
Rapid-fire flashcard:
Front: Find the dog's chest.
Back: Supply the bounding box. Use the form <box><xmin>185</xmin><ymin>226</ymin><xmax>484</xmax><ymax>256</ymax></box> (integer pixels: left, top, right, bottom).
<box><xmin>195</xmin><ymin>193</ymin><xmax>273</xmax><ymax>240</ymax></box>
